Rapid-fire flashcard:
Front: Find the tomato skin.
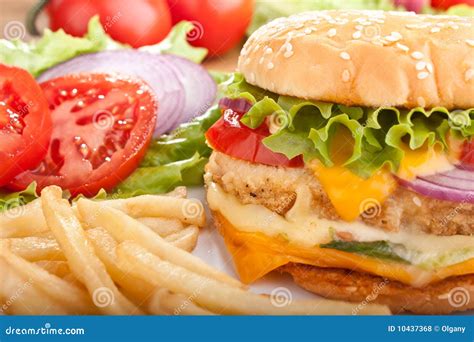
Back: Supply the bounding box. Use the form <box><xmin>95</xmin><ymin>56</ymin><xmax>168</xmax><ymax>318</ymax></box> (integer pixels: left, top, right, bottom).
<box><xmin>9</xmin><ymin>74</ymin><xmax>157</xmax><ymax>197</ymax></box>
<box><xmin>46</xmin><ymin>0</ymin><xmax>172</xmax><ymax>48</ymax></box>
<box><xmin>461</xmin><ymin>140</ymin><xmax>474</xmax><ymax>168</ymax></box>
<box><xmin>167</xmin><ymin>0</ymin><xmax>254</xmax><ymax>56</ymax></box>
<box><xmin>0</xmin><ymin>64</ymin><xmax>52</xmax><ymax>186</ymax></box>
<box><xmin>431</xmin><ymin>0</ymin><xmax>474</xmax><ymax>9</ymax></box>
<box><xmin>206</xmin><ymin>108</ymin><xmax>303</xmax><ymax>167</ymax></box>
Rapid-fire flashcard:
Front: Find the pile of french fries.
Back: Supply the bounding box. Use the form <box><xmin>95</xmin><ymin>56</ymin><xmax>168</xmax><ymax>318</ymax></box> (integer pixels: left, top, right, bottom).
<box><xmin>0</xmin><ymin>185</ymin><xmax>390</xmax><ymax>315</ymax></box>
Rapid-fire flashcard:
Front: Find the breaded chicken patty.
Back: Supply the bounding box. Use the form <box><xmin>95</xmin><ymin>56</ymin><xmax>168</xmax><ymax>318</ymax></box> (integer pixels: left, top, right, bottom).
<box><xmin>207</xmin><ymin>151</ymin><xmax>473</xmax><ymax>236</ymax></box>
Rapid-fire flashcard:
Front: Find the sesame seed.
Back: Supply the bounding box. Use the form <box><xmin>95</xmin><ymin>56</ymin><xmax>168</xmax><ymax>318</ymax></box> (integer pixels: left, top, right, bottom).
<box><xmin>465</xmin><ymin>39</ymin><xmax>474</xmax><ymax>47</ymax></box>
<box><xmin>396</xmin><ymin>43</ymin><xmax>409</xmax><ymax>52</ymax></box>
<box><xmin>264</xmin><ymin>47</ymin><xmax>273</xmax><ymax>54</ymax></box>
<box><xmin>426</xmin><ymin>63</ymin><xmax>433</xmax><ymax>73</ymax></box>
<box><xmin>327</xmin><ymin>28</ymin><xmax>337</xmax><ymax>37</ymax></box>
<box><xmin>267</xmin><ymin>62</ymin><xmax>274</xmax><ymax>70</ymax></box>
<box><xmin>342</xmin><ymin>70</ymin><xmax>350</xmax><ymax>82</ymax></box>
<box><xmin>283</xmin><ymin>50</ymin><xmax>294</xmax><ymax>58</ymax></box>
<box><xmin>411</xmin><ymin>51</ymin><xmax>424</xmax><ymax>60</ymax></box>
<box><xmin>430</xmin><ymin>27</ymin><xmax>440</xmax><ymax>33</ymax></box>
<box><xmin>412</xmin><ymin>196</ymin><xmax>422</xmax><ymax>207</ymax></box>
<box><xmin>417</xmin><ymin>72</ymin><xmax>429</xmax><ymax>80</ymax></box>
<box><xmin>304</xmin><ymin>28</ymin><xmax>312</xmax><ymax>34</ymax></box>
<box><xmin>465</xmin><ymin>68</ymin><xmax>474</xmax><ymax>82</ymax></box>
<box><xmin>355</xmin><ymin>25</ymin><xmax>363</xmax><ymax>30</ymax></box>
<box><xmin>352</xmin><ymin>31</ymin><xmax>362</xmax><ymax>39</ymax></box>
<box><xmin>416</xmin><ymin>61</ymin><xmax>426</xmax><ymax>71</ymax></box>
<box><xmin>340</xmin><ymin>52</ymin><xmax>351</xmax><ymax>60</ymax></box>
<box><xmin>259</xmin><ymin>57</ymin><xmax>264</xmax><ymax>65</ymax></box>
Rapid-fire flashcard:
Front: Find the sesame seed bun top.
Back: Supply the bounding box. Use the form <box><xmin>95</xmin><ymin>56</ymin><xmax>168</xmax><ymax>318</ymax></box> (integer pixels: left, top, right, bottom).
<box><xmin>238</xmin><ymin>10</ymin><xmax>474</xmax><ymax>109</ymax></box>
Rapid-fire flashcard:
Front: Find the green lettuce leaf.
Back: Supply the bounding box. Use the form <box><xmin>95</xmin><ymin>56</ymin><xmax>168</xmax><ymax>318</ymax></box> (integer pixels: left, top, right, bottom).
<box><xmin>446</xmin><ymin>4</ymin><xmax>474</xmax><ymax>16</ymax></box>
<box><xmin>111</xmin><ymin>104</ymin><xmax>221</xmax><ymax>197</ymax></box>
<box><xmin>0</xmin><ymin>17</ymin><xmax>208</xmax><ymax>77</ymax></box>
<box><xmin>227</xmin><ymin>73</ymin><xmax>474</xmax><ymax>177</ymax></box>
<box><xmin>0</xmin><ymin>183</ymin><xmax>38</xmax><ymax>212</ymax></box>
<box><xmin>0</xmin><ymin>17</ymin><xmax>122</xmax><ymax>77</ymax></box>
<box><xmin>140</xmin><ymin>21</ymin><xmax>207</xmax><ymax>64</ymax></box>
<box><xmin>320</xmin><ymin>239</ymin><xmax>410</xmax><ymax>263</ymax></box>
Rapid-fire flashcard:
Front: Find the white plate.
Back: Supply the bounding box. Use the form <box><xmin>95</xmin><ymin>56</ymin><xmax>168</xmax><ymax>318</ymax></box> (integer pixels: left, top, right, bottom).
<box><xmin>188</xmin><ymin>187</ymin><xmax>474</xmax><ymax>315</ymax></box>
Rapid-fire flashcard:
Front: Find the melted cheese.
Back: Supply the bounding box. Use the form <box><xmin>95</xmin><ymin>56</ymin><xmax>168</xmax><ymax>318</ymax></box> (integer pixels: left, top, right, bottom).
<box><xmin>398</xmin><ymin>144</ymin><xmax>454</xmax><ymax>180</ymax></box>
<box><xmin>207</xmin><ymin>181</ymin><xmax>474</xmax><ymax>287</ymax></box>
<box><xmin>311</xmin><ymin>163</ymin><xmax>396</xmax><ymax>221</ymax></box>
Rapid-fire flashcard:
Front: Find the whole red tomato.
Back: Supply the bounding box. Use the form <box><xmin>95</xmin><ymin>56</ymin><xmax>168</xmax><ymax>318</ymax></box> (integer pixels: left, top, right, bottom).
<box><xmin>42</xmin><ymin>0</ymin><xmax>172</xmax><ymax>48</ymax></box>
<box><xmin>431</xmin><ymin>0</ymin><xmax>474</xmax><ymax>9</ymax></box>
<box><xmin>167</xmin><ymin>0</ymin><xmax>254</xmax><ymax>56</ymax></box>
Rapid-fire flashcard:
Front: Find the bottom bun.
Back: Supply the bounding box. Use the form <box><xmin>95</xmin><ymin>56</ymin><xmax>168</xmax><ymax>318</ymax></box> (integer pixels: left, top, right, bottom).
<box><xmin>281</xmin><ymin>263</ymin><xmax>474</xmax><ymax>315</ymax></box>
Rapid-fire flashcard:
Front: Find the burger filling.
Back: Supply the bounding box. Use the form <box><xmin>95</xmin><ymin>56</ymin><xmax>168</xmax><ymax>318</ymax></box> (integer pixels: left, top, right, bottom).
<box><xmin>205</xmin><ymin>73</ymin><xmax>474</xmax><ymax>286</ymax></box>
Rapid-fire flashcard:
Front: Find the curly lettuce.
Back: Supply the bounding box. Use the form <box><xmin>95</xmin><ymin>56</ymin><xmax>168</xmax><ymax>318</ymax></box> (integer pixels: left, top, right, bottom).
<box><xmin>0</xmin><ymin>17</ymin><xmax>207</xmax><ymax>77</ymax></box>
<box><xmin>227</xmin><ymin>73</ymin><xmax>474</xmax><ymax>178</ymax></box>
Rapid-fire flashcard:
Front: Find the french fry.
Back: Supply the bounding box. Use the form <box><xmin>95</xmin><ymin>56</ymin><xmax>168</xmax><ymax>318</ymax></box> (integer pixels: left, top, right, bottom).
<box><xmin>0</xmin><ymin>246</ymin><xmax>95</xmax><ymax>314</ymax></box>
<box><xmin>0</xmin><ymin>258</ymin><xmax>70</xmax><ymax>315</ymax></box>
<box><xmin>0</xmin><ymin>199</ymin><xmax>48</xmax><ymax>238</ymax></box>
<box><xmin>137</xmin><ymin>217</ymin><xmax>184</xmax><ymax>237</ymax></box>
<box><xmin>165</xmin><ymin>186</ymin><xmax>187</xmax><ymax>198</ymax></box>
<box><xmin>85</xmin><ymin>227</ymin><xmax>156</xmax><ymax>304</ymax></box>
<box><xmin>117</xmin><ymin>241</ymin><xmax>391</xmax><ymax>315</ymax></box>
<box><xmin>77</xmin><ymin>198</ymin><xmax>242</xmax><ymax>288</ymax></box>
<box><xmin>34</xmin><ymin>260</ymin><xmax>70</xmax><ymax>278</ymax></box>
<box><xmin>148</xmin><ymin>288</ymin><xmax>214</xmax><ymax>316</ymax></box>
<box><xmin>164</xmin><ymin>226</ymin><xmax>199</xmax><ymax>252</ymax></box>
<box><xmin>7</xmin><ymin>237</ymin><xmax>64</xmax><ymax>262</ymax></box>
<box><xmin>101</xmin><ymin>195</ymin><xmax>205</xmax><ymax>227</ymax></box>
<box><xmin>41</xmin><ymin>186</ymin><xmax>142</xmax><ymax>315</ymax></box>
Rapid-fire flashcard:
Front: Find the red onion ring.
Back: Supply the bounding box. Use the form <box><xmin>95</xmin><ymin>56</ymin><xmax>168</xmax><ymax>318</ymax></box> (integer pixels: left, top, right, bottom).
<box><xmin>397</xmin><ymin>165</ymin><xmax>474</xmax><ymax>203</ymax></box>
<box><xmin>37</xmin><ymin>51</ymin><xmax>216</xmax><ymax>137</ymax></box>
<box><xmin>218</xmin><ymin>97</ymin><xmax>253</xmax><ymax>113</ymax></box>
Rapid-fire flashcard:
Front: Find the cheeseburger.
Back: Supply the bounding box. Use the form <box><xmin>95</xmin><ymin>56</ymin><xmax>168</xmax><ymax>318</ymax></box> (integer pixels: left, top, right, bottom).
<box><xmin>205</xmin><ymin>10</ymin><xmax>474</xmax><ymax>314</ymax></box>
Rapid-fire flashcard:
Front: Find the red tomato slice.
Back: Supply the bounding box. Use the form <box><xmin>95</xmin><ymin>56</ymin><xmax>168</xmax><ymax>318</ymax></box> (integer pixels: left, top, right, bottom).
<box><xmin>0</xmin><ymin>64</ymin><xmax>52</xmax><ymax>186</ymax></box>
<box><xmin>431</xmin><ymin>0</ymin><xmax>474</xmax><ymax>10</ymax></box>
<box><xmin>461</xmin><ymin>139</ymin><xmax>474</xmax><ymax>168</ymax></box>
<box><xmin>9</xmin><ymin>74</ymin><xmax>157</xmax><ymax>196</ymax></box>
<box><xmin>206</xmin><ymin>107</ymin><xmax>303</xmax><ymax>167</ymax></box>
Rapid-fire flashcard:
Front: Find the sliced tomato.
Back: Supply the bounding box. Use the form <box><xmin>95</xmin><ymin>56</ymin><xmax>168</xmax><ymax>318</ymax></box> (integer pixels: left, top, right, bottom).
<box><xmin>461</xmin><ymin>139</ymin><xmax>474</xmax><ymax>168</ymax></box>
<box><xmin>205</xmin><ymin>107</ymin><xmax>303</xmax><ymax>167</ymax></box>
<box><xmin>9</xmin><ymin>74</ymin><xmax>157</xmax><ymax>196</ymax></box>
<box><xmin>0</xmin><ymin>64</ymin><xmax>52</xmax><ymax>186</ymax></box>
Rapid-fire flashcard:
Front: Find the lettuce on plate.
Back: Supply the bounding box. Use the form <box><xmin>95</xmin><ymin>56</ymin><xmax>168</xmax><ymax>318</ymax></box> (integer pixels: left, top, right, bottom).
<box><xmin>0</xmin><ymin>17</ymin><xmax>207</xmax><ymax>77</ymax></box>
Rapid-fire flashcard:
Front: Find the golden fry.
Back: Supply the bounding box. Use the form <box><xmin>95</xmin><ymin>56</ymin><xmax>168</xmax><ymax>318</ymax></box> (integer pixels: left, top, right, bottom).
<box><xmin>41</xmin><ymin>186</ymin><xmax>142</xmax><ymax>315</ymax></box>
<box><xmin>77</xmin><ymin>198</ymin><xmax>242</xmax><ymax>288</ymax></box>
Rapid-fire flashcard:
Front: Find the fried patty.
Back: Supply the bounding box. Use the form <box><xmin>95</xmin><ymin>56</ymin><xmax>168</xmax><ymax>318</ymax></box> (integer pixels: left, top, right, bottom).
<box><xmin>206</xmin><ymin>151</ymin><xmax>474</xmax><ymax>236</ymax></box>
<box><xmin>281</xmin><ymin>263</ymin><xmax>474</xmax><ymax>314</ymax></box>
